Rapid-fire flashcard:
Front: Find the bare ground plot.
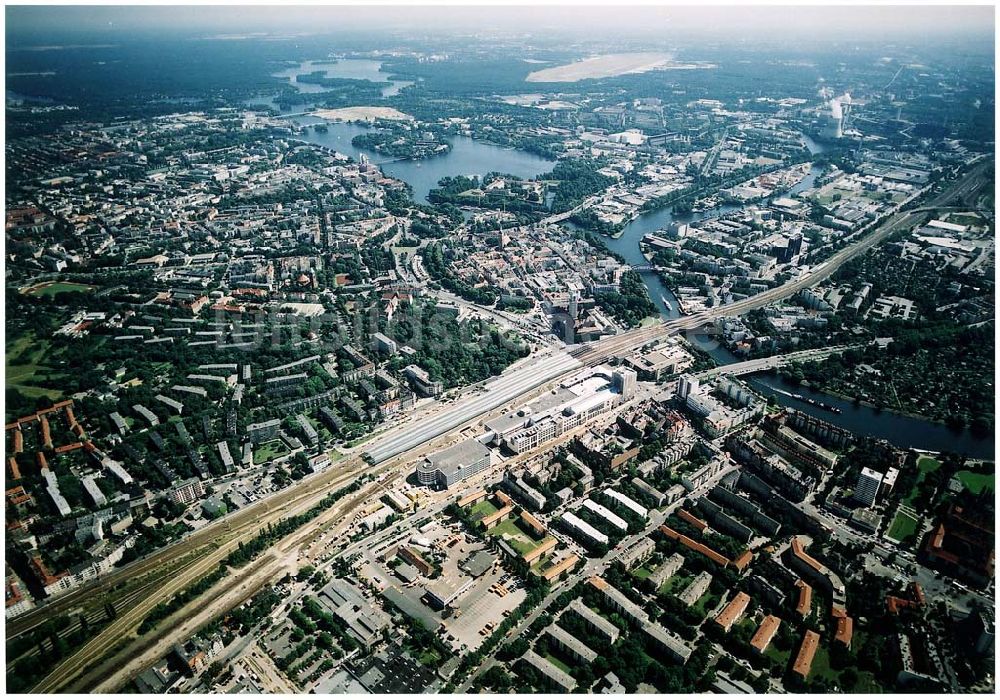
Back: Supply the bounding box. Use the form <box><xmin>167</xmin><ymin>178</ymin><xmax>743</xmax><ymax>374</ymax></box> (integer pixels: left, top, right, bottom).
<box><xmin>526</xmin><ymin>53</ymin><xmax>676</xmax><ymax>82</ymax></box>
<box><xmin>312</xmin><ymin>107</ymin><xmax>413</xmax><ymax>122</ymax></box>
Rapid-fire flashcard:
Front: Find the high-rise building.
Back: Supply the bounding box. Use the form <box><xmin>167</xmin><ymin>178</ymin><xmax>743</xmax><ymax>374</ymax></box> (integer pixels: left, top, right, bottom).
<box><xmin>854</xmin><ymin>467</ymin><xmax>884</xmax><ymax>508</ymax></box>
<box><xmin>676</xmin><ymin>375</ymin><xmax>698</xmax><ymax>400</ymax></box>
<box><xmin>612</xmin><ymin>368</ymin><xmax>637</xmax><ymax>399</ymax></box>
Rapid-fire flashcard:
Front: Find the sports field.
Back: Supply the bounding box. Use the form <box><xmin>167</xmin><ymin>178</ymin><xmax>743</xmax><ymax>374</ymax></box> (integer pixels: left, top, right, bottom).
<box><xmin>22</xmin><ymin>281</ymin><xmax>96</xmax><ymax>297</ymax></box>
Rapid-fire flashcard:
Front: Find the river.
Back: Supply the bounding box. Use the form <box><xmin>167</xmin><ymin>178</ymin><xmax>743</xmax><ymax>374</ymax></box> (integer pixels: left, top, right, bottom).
<box><xmin>602</xmin><ymin>136</ymin><xmax>826</xmax><ymax>319</ymax></box>
<box><xmin>685</xmin><ymin>338</ymin><xmax>994</xmax><ymax>458</ymax></box>
<box><xmin>750</xmin><ymin>372</ymin><xmax>994</xmax><ymax>458</ymax></box>
<box><xmin>294</xmin><ymin>123</ymin><xmax>991</xmax><ymax>457</ymax></box>
<box><xmin>602</xmin><ymin>131</ymin><xmax>991</xmax><ymax>457</ymax></box>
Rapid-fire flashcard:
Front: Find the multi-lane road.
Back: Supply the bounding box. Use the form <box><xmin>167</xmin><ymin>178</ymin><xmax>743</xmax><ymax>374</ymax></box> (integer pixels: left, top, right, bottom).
<box><xmin>15</xmin><ymin>157</ymin><xmax>990</xmax><ymax>692</ymax></box>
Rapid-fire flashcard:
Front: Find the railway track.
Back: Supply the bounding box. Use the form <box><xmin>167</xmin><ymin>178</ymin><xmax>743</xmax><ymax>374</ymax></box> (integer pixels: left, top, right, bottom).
<box><xmin>31</xmin><ymin>462</ymin><xmax>379</xmax><ymax>693</ymax></box>
<box><xmin>17</xmin><ymin>159</ymin><xmax>987</xmax><ymax>692</ymax></box>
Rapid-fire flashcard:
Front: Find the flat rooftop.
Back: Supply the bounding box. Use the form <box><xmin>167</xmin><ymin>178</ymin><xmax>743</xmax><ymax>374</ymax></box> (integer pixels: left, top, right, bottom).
<box><xmin>428</xmin><ymin>439</ymin><xmax>491</xmax><ymax>473</ymax></box>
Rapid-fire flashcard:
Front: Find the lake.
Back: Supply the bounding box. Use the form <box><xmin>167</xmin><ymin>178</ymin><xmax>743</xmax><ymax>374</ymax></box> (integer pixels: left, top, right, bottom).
<box><xmin>272</xmin><ymin>59</ymin><xmax>414</xmax><ymax>97</ymax></box>
<box><xmin>294</xmin><ymin>122</ymin><xmax>993</xmax><ymax>457</ymax></box>
<box><xmin>294</xmin><ymin>119</ymin><xmax>555</xmax><ymax>203</ymax></box>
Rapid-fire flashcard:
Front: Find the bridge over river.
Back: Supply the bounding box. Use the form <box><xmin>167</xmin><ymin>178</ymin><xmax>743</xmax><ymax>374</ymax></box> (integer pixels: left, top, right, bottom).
<box><xmin>692</xmin><ymin>345</ymin><xmax>860</xmax><ymax>380</ymax></box>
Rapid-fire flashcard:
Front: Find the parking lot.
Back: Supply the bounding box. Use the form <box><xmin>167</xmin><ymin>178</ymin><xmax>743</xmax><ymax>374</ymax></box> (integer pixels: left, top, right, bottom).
<box><xmin>439</xmin><ymin>569</ymin><xmax>527</xmax><ymax>653</ymax></box>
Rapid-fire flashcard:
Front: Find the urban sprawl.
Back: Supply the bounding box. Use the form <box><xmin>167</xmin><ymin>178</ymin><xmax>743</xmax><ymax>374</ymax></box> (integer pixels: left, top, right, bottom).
<box><xmin>4</xmin><ymin>28</ymin><xmax>996</xmax><ymax>696</ymax></box>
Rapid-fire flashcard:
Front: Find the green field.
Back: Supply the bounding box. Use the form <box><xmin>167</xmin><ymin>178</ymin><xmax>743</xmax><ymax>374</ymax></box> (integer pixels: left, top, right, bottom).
<box><xmin>947</xmin><ymin>213</ymin><xmax>984</xmax><ymax>227</ymax></box>
<box><xmin>544</xmin><ymin>652</ymin><xmax>573</xmax><ymax>675</ymax></box>
<box><xmin>734</xmin><ymin>617</ymin><xmax>758</xmax><ymax>637</ymax></box>
<box><xmin>763</xmin><ymin>640</ymin><xmax>791</xmax><ymax>670</ymax></box>
<box><xmin>954</xmin><ymin>470</ymin><xmax>994</xmax><ymax>494</ymax></box>
<box><xmin>488</xmin><ymin>517</ymin><xmax>544</xmax><ymax>555</ymax></box>
<box><xmin>6</xmin><ymin>332</ymin><xmax>67</xmax><ymax>402</ymax></box>
<box><xmin>886</xmin><ymin>510</ymin><xmax>919</xmax><ymax>542</ymax></box>
<box><xmin>402</xmin><ymin>635</ymin><xmax>444</xmax><ymax>668</ymax></box>
<box><xmin>24</xmin><ymin>281</ymin><xmax>96</xmax><ymax>297</ymax></box>
<box><xmin>530</xmin><ymin>553</ymin><xmax>554</xmax><ymax>574</ymax></box>
<box><xmin>691</xmin><ymin>589</ymin><xmax>719</xmax><ymax>620</ymax></box>
<box><xmin>904</xmin><ymin>455</ymin><xmax>942</xmax><ymax>507</ymax></box>
<box><xmin>468</xmin><ymin>499</ymin><xmax>498</xmax><ymax>520</ymax></box>
<box><xmin>807</xmin><ymin>638</ymin><xmax>882</xmax><ymax>692</ymax></box>
<box><xmin>917</xmin><ymin>455</ymin><xmax>942</xmax><ymax>475</ymax></box>
<box><xmin>253</xmin><ymin>440</ymin><xmax>289</xmax><ymax>464</ymax></box>
<box><xmin>632</xmin><ymin>566</ymin><xmax>653</xmax><ymax>580</ymax></box>
<box><xmin>659</xmin><ymin>572</ymin><xmax>692</xmax><ymax>596</ymax></box>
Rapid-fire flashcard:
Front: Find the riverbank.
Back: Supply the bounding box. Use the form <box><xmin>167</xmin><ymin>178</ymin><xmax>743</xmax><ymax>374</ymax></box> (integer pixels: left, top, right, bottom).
<box><xmin>770</xmin><ymin>368</ymin><xmax>990</xmax><ymax>431</ymax></box>
<box><xmin>747</xmin><ymin>370</ymin><xmax>993</xmax><ymax>458</ymax></box>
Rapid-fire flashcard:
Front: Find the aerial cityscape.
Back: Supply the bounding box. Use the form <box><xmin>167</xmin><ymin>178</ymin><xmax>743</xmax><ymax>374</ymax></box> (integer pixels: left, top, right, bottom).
<box><xmin>3</xmin><ymin>3</ymin><xmax>995</xmax><ymax>694</ymax></box>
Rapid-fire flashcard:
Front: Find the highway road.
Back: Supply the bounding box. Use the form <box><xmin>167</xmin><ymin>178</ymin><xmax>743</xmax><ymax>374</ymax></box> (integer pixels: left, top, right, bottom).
<box><xmin>16</xmin><ymin>157</ymin><xmax>989</xmax><ymax>692</ymax></box>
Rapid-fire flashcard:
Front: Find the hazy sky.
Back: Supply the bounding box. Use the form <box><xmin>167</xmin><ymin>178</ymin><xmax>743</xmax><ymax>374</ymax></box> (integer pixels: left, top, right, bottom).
<box><xmin>6</xmin><ymin>4</ymin><xmax>995</xmax><ymax>42</ymax></box>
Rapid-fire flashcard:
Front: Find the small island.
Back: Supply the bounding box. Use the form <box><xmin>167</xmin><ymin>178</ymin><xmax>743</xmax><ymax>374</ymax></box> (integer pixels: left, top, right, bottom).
<box><xmin>351</xmin><ymin>120</ymin><xmax>451</xmax><ymax>160</ymax></box>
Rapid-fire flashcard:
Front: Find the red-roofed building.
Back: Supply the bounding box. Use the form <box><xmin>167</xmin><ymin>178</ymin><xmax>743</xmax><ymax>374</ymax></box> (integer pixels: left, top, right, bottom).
<box><xmin>794</xmin><ymin>579</ymin><xmax>812</xmax><ymax>618</ymax></box>
<box><xmin>54</xmin><ymin>442</ymin><xmax>83</xmax><ymax>454</ymax></box>
<box><xmin>787</xmin><ymin>537</ymin><xmax>846</xmax><ymax>601</ymax></box>
<box><xmin>793</xmin><ymin>630</ymin><xmax>820</xmax><ymax>679</ymax></box>
<box><xmin>834</xmin><ymin>614</ymin><xmax>853</xmax><ymax>648</ymax></box>
<box><xmin>887</xmin><ymin>581</ymin><xmax>927</xmax><ymax>615</ymax></box>
<box><xmin>542</xmin><ymin>555</ymin><xmax>579</xmax><ymax>581</ymax></box>
<box><xmin>732</xmin><ymin>549</ymin><xmax>754</xmax><ymax>572</ymax></box>
<box><xmin>7</xmin><ymin>457</ymin><xmax>21</xmax><ymax>481</ymax></box>
<box><xmin>922</xmin><ymin>502</ymin><xmax>995</xmax><ymax>588</ymax></box>
<box><xmin>750</xmin><ymin>615</ymin><xmax>782</xmax><ymax>654</ymax></box>
<box><xmin>714</xmin><ymin>592</ymin><xmax>751</xmax><ymax>632</ymax></box>
<box><xmin>6</xmin><ymin>486</ymin><xmax>33</xmax><ymax>507</ymax></box>
<box><xmin>40</xmin><ymin>417</ymin><xmax>52</xmax><ymax>449</ymax></box>
<box><xmin>28</xmin><ymin>556</ymin><xmax>63</xmax><ymax>589</ymax></box>
<box><xmin>659</xmin><ymin>524</ymin><xmax>731</xmax><ymax>568</ymax></box>
<box><xmin>677</xmin><ymin>509</ymin><xmax>708</xmax><ymax>532</ymax></box>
